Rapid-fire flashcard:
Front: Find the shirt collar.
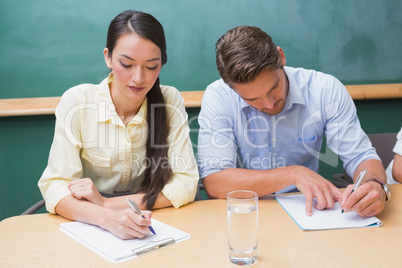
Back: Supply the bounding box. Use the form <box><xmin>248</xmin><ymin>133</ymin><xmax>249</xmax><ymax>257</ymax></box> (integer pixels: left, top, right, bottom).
<box><xmin>240</xmin><ymin>95</ymin><xmax>250</xmax><ymax>110</ymax></box>
<box><xmin>131</xmin><ymin>98</ymin><xmax>147</xmax><ymax>126</ymax></box>
<box><xmin>282</xmin><ymin>66</ymin><xmax>305</xmax><ymax>112</ymax></box>
<box><xmin>97</xmin><ymin>73</ymin><xmax>115</xmax><ymax>123</ymax></box>
<box><xmin>97</xmin><ymin>73</ymin><xmax>147</xmax><ymax>126</ymax></box>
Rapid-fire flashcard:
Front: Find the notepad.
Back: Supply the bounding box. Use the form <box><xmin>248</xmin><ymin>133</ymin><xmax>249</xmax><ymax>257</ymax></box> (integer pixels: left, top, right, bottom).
<box><xmin>60</xmin><ymin>219</ymin><xmax>191</xmax><ymax>263</ymax></box>
<box><xmin>275</xmin><ymin>194</ymin><xmax>383</xmax><ymax>230</ymax></box>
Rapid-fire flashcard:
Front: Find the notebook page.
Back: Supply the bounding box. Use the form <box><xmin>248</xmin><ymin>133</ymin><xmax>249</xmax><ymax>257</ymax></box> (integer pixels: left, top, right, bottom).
<box><xmin>275</xmin><ymin>194</ymin><xmax>382</xmax><ymax>230</ymax></box>
<box><xmin>60</xmin><ymin>219</ymin><xmax>190</xmax><ymax>263</ymax></box>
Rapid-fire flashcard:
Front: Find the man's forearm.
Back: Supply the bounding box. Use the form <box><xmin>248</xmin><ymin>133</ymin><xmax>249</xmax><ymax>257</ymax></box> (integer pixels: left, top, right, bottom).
<box><xmin>353</xmin><ymin>159</ymin><xmax>386</xmax><ymax>183</ymax></box>
<box><xmin>202</xmin><ymin>167</ymin><xmax>297</xmax><ymax>198</ymax></box>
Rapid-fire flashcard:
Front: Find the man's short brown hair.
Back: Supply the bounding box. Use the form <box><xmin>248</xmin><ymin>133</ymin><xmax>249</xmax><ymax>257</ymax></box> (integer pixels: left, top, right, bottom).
<box><xmin>216</xmin><ymin>26</ymin><xmax>282</xmax><ymax>86</ymax></box>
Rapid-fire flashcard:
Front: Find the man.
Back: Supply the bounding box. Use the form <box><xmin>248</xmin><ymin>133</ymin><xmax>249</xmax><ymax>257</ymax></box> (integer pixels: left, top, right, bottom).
<box><xmin>197</xmin><ymin>26</ymin><xmax>388</xmax><ymax>217</ymax></box>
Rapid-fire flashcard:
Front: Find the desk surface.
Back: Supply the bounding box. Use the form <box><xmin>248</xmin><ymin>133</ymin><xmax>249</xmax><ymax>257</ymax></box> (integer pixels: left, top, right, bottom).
<box><xmin>1</xmin><ymin>184</ymin><xmax>402</xmax><ymax>267</ymax></box>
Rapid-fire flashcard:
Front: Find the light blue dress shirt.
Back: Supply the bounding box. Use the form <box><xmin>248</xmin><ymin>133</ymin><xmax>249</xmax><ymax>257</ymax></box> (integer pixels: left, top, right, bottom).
<box><xmin>197</xmin><ymin>67</ymin><xmax>379</xmax><ymax>193</ymax></box>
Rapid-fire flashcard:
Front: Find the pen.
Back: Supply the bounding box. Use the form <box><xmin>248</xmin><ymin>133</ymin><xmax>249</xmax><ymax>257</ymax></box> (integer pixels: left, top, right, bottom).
<box><xmin>341</xmin><ymin>169</ymin><xmax>367</xmax><ymax>213</ymax></box>
<box><xmin>126</xmin><ymin>198</ymin><xmax>156</xmax><ymax>235</ymax></box>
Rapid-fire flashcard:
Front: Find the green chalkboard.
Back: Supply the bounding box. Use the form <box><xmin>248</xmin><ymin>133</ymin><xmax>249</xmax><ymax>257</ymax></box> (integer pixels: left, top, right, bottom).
<box><xmin>1</xmin><ymin>0</ymin><xmax>402</xmax><ymax>99</ymax></box>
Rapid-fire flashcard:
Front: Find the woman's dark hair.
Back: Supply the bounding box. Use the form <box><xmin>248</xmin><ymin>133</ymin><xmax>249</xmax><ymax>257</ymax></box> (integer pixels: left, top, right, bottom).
<box><xmin>106</xmin><ymin>10</ymin><xmax>172</xmax><ymax>209</ymax></box>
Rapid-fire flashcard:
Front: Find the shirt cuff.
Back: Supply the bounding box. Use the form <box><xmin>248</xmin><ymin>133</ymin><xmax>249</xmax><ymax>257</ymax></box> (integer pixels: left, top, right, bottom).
<box><xmin>394</xmin><ymin>140</ymin><xmax>402</xmax><ymax>155</ymax></box>
<box><xmin>161</xmin><ymin>175</ymin><xmax>197</xmax><ymax>208</ymax></box>
<box><xmin>44</xmin><ymin>184</ymin><xmax>72</xmax><ymax>214</ymax></box>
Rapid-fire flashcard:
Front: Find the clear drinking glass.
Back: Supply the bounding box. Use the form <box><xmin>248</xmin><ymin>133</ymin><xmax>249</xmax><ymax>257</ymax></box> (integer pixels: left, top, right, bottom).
<box><xmin>227</xmin><ymin>190</ymin><xmax>258</xmax><ymax>265</ymax></box>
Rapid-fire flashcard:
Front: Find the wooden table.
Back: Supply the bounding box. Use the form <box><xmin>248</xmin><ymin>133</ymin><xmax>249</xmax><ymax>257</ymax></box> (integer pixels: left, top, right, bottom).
<box><xmin>1</xmin><ymin>184</ymin><xmax>401</xmax><ymax>267</ymax></box>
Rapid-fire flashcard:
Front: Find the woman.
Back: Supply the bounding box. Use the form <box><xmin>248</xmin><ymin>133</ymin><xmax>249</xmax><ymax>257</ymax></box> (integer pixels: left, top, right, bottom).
<box><xmin>38</xmin><ymin>10</ymin><xmax>199</xmax><ymax>239</ymax></box>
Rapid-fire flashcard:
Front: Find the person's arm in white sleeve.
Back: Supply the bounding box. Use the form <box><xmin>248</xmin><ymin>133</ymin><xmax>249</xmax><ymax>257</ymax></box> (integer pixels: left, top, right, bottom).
<box><xmin>392</xmin><ymin>127</ymin><xmax>402</xmax><ymax>183</ymax></box>
<box><xmin>38</xmin><ymin>90</ymin><xmax>84</xmax><ymax>214</ymax></box>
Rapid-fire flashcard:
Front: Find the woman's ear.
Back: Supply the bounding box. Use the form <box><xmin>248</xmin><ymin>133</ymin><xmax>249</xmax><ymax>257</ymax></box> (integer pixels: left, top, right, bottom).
<box><xmin>103</xmin><ymin>48</ymin><xmax>112</xmax><ymax>69</ymax></box>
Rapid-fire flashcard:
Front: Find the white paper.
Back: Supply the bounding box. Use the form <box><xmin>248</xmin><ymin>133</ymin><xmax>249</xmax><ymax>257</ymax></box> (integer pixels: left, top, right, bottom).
<box><xmin>275</xmin><ymin>194</ymin><xmax>382</xmax><ymax>230</ymax></box>
<box><xmin>60</xmin><ymin>219</ymin><xmax>191</xmax><ymax>263</ymax></box>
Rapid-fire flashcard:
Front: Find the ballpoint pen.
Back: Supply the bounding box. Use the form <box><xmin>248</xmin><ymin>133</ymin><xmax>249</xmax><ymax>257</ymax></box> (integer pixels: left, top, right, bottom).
<box><xmin>126</xmin><ymin>198</ymin><xmax>156</xmax><ymax>235</ymax></box>
<box><xmin>341</xmin><ymin>169</ymin><xmax>367</xmax><ymax>214</ymax></box>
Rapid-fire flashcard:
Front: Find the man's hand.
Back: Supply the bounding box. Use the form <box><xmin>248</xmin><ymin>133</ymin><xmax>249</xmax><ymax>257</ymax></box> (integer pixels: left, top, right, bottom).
<box><xmin>291</xmin><ymin>166</ymin><xmax>342</xmax><ymax>216</ymax></box>
<box><xmin>339</xmin><ymin>159</ymin><xmax>387</xmax><ymax>217</ymax></box>
<box><xmin>339</xmin><ymin>180</ymin><xmax>385</xmax><ymax>217</ymax></box>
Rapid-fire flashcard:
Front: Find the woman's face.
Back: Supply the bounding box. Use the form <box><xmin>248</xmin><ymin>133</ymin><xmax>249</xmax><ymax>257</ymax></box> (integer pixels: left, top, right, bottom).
<box><xmin>104</xmin><ymin>32</ymin><xmax>162</xmax><ymax>105</ymax></box>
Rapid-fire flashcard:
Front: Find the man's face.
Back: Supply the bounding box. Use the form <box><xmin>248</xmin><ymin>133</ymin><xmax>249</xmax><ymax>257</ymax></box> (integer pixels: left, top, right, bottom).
<box><xmin>232</xmin><ymin>67</ymin><xmax>289</xmax><ymax>116</ymax></box>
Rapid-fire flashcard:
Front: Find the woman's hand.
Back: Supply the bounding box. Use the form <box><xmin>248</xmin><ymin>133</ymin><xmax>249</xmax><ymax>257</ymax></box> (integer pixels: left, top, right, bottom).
<box><xmin>101</xmin><ymin>208</ymin><xmax>152</xmax><ymax>239</ymax></box>
<box><xmin>68</xmin><ymin>178</ymin><xmax>105</xmax><ymax>207</ymax></box>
